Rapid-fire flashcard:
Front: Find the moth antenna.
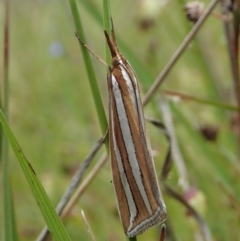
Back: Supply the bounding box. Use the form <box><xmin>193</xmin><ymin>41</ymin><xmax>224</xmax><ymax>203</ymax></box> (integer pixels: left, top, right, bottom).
<box><xmin>110</xmin><ymin>17</ymin><xmax>120</xmax><ymax>53</ymax></box>
<box><xmin>75</xmin><ymin>31</ymin><xmax>108</xmax><ymax>67</ymax></box>
<box><xmin>104</xmin><ymin>30</ymin><xmax>117</xmax><ymax>57</ymax></box>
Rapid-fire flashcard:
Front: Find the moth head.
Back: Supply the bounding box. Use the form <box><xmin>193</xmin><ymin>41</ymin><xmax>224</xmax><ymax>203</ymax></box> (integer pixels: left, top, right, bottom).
<box><xmin>104</xmin><ymin>30</ymin><xmax>128</xmax><ymax>68</ymax></box>
<box><xmin>112</xmin><ymin>56</ymin><xmax>120</xmax><ymax>67</ymax></box>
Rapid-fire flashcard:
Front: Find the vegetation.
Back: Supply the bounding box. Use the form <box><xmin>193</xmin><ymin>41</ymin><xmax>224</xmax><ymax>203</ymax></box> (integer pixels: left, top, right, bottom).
<box><xmin>1</xmin><ymin>0</ymin><xmax>239</xmax><ymax>240</ymax></box>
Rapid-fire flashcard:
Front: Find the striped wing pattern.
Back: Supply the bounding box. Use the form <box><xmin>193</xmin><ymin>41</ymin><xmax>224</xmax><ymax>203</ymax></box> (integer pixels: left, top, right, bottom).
<box><xmin>106</xmin><ymin>30</ymin><xmax>166</xmax><ymax>237</ymax></box>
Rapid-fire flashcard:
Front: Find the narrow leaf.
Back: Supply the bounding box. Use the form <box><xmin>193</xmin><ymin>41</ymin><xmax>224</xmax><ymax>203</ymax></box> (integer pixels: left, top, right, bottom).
<box><xmin>0</xmin><ymin>109</ymin><xmax>72</xmax><ymax>241</ymax></box>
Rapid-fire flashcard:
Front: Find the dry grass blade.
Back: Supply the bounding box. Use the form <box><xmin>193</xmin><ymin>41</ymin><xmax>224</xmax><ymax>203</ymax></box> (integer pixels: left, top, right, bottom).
<box><xmin>161</xmin><ymin>99</ymin><xmax>212</xmax><ymax>240</ymax></box>
<box><xmin>161</xmin><ymin>89</ymin><xmax>238</xmax><ymax>111</ymax></box>
<box><xmin>36</xmin><ymin>137</ymin><xmax>105</xmax><ymax>241</ymax></box>
<box><xmin>81</xmin><ymin>210</ymin><xmax>96</xmax><ymax>241</ymax></box>
<box><xmin>143</xmin><ymin>0</ymin><xmax>221</xmax><ymax>106</ymax></box>
<box><xmin>56</xmin><ymin>137</ymin><xmax>104</xmax><ymax>214</ymax></box>
<box><xmin>159</xmin><ymin>97</ymin><xmax>189</xmax><ymax>190</ymax></box>
<box><xmin>164</xmin><ymin>185</ymin><xmax>212</xmax><ymax>241</ymax></box>
<box><xmin>221</xmin><ymin>0</ymin><xmax>240</xmax><ymax>139</ymax></box>
<box><xmin>60</xmin><ymin>153</ymin><xmax>108</xmax><ymax>220</ymax></box>
<box><xmin>147</xmin><ymin>101</ymin><xmax>211</xmax><ymax>240</ymax></box>
<box><xmin>145</xmin><ymin>117</ymin><xmax>172</xmax><ymax>181</ymax></box>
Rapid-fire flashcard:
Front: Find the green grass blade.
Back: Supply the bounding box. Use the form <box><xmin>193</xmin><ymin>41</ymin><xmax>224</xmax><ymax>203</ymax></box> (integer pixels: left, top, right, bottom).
<box><xmin>102</xmin><ymin>0</ymin><xmax>111</xmax><ymax>63</ymax></box>
<box><xmin>2</xmin><ymin>129</ymin><xmax>18</xmax><ymax>241</ymax></box>
<box><xmin>0</xmin><ymin>109</ymin><xmax>72</xmax><ymax>241</ymax></box>
<box><xmin>2</xmin><ymin>161</ymin><xmax>18</xmax><ymax>241</ymax></box>
<box><xmin>9</xmin><ymin>189</ymin><xmax>19</xmax><ymax>241</ymax></box>
<box><xmin>79</xmin><ymin>0</ymin><xmax>154</xmax><ymax>89</ymax></box>
<box><xmin>2</xmin><ymin>0</ymin><xmax>19</xmax><ymax>239</ymax></box>
<box><xmin>68</xmin><ymin>0</ymin><xmax>108</xmax><ymax>145</ymax></box>
<box><xmin>80</xmin><ymin>0</ymin><xmax>102</xmax><ymax>23</ymax></box>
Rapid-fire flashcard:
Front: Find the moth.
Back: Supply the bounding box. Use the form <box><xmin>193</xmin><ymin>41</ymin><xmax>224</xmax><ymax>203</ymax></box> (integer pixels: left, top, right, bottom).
<box><xmin>105</xmin><ymin>28</ymin><xmax>167</xmax><ymax>237</ymax></box>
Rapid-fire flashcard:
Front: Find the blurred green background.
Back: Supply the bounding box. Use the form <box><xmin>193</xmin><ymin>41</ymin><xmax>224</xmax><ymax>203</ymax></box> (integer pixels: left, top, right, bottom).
<box><xmin>1</xmin><ymin>0</ymin><xmax>240</xmax><ymax>240</ymax></box>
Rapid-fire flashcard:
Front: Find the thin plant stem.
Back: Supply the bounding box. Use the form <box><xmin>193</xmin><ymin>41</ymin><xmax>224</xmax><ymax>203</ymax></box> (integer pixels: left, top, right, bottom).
<box><xmin>2</xmin><ymin>0</ymin><xmax>18</xmax><ymax>240</ymax></box>
<box><xmin>81</xmin><ymin>210</ymin><xmax>96</xmax><ymax>241</ymax></box>
<box><xmin>68</xmin><ymin>0</ymin><xmax>109</xmax><ymax>149</ymax></box>
<box><xmin>60</xmin><ymin>153</ymin><xmax>108</xmax><ymax>219</ymax></box>
<box><xmin>143</xmin><ymin>0</ymin><xmax>221</xmax><ymax>106</ymax></box>
<box><xmin>36</xmin><ymin>138</ymin><xmax>104</xmax><ymax>241</ymax></box>
<box><xmin>159</xmin><ymin>97</ymin><xmax>189</xmax><ymax>191</ymax></box>
<box><xmin>221</xmin><ymin>0</ymin><xmax>240</xmax><ymax>140</ymax></box>
<box><xmin>162</xmin><ymin>89</ymin><xmax>238</xmax><ymax>111</ymax></box>
<box><xmin>102</xmin><ymin>0</ymin><xmax>111</xmax><ymax>64</ymax></box>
